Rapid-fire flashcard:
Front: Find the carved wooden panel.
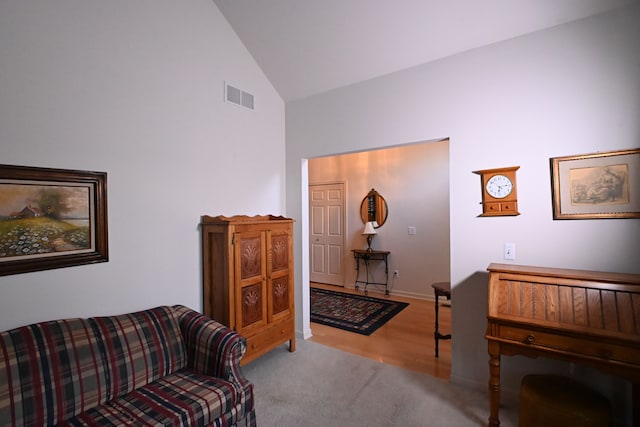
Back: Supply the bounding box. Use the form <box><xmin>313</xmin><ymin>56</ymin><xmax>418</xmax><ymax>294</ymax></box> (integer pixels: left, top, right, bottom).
<box><xmin>271</xmin><ymin>235</ymin><xmax>288</xmax><ymax>272</ymax></box>
<box><xmin>240</xmin><ymin>237</ymin><xmax>261</xmax><ymax>279</ymax></box>
<box><xmin>242</xmin><ymin>283</ymin><xmax>263</xmax><ymax>327</ymax></box>
<box><xmin>494</xmin><ymin>278</ymin><xmax>639</xmax><ymax>335</ymax></box>
<box><xmin>271</xmin><ymin>276</ymin><xmax>289</xmax><ymax>315</ymax></box>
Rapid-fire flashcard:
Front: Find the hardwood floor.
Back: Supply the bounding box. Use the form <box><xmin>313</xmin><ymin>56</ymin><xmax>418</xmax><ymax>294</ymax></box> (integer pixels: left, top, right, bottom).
<box><xmin>309</xmin><ymin>282</ymin><xmax>452</xmax><ymax>380</ymax></box>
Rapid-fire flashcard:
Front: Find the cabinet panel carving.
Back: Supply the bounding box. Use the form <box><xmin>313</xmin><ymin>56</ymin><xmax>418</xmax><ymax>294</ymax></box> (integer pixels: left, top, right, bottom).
<box><xmin>271</xmin><ymin>235</ymin><xmax>288</xmax><ymax>271</ymax></box>
<box><xmin>271</xmin><ymin>277</ymin><xmax>289</xmax><ymax>316</ymax></box>
<box><xmin>240</xmin><ymin>237</ymin><xmax>261</xmax><ymax>279</ymax></box>
<box><xmin>242</xmin><ymin>283</ymin><xmax>263</xmax><ymax>327</ymax></box>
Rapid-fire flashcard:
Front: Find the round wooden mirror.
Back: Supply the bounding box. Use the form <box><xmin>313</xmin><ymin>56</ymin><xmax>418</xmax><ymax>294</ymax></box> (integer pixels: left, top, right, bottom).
<box><xmin>360</xmin><ymin>188</ymin><xmax>388</xmax><ymax>228</ymax></box>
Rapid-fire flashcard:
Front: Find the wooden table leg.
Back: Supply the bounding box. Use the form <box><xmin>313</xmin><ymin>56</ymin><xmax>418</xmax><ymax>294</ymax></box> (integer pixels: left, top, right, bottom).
<box><xmin>488</xmin><ymin>341</ymin><xmax>501</xmax><ymax>427</ymax></box>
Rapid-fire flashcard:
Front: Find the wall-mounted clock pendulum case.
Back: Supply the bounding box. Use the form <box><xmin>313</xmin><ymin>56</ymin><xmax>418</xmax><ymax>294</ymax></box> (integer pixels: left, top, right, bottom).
<box><xmin>473</xmin><ymin>166</ymin><xmax>520</xmax><ymax>216</ymax></box>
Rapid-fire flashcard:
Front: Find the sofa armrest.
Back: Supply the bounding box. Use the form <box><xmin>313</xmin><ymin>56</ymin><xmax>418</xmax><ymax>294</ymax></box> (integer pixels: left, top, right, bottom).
<box><xmin>172</xmin><ymin>305</ymin><xmax>250</xmax><ymax>389</ymax></box>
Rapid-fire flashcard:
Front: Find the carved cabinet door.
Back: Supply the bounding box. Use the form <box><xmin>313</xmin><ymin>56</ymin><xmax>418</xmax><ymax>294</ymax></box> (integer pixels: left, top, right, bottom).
<box><xmin>267</xmin><ymin>227</ymin><xmax>293</xmax><ymax>323</ymax></box>
<box><xmin>234</xmin><ymin>229</ymin><xmax>267</xmax><ymax>335</ymax></box>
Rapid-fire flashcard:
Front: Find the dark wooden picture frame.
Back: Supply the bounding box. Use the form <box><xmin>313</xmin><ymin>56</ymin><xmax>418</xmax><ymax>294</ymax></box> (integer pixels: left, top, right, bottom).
<box><xmin>0</xmin><ymin>164</ymin><xmax>108</xmax><ymax>275</ymax></box>
<box><xmin>550</xmin><ymin>148</ymin><xmax>640</xmax><ymax>219</ymax></box>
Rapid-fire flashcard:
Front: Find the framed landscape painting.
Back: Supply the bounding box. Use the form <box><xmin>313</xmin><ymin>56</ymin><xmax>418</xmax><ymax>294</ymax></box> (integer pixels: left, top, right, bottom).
<box><xmin>0</xmin><ymin>164</ymin><xmax>108</xmax><ymax>276</ymax></box>
<box><xmin>550</xmin><ymin>148</ymin><xmax>640</xmax><ymax>219</ymax></box>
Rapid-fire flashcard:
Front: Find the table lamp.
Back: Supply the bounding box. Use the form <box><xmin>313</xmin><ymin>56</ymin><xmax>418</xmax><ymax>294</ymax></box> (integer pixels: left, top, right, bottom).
<box><xmin>362</xmin><ymin>221</ymin><xmax>378</xmax><ymax>251</ymax></box>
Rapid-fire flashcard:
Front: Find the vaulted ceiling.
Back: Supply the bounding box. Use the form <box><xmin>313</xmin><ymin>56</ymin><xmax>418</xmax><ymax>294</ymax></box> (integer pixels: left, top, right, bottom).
<box><xmin>214</xmin><ymin>0</ymin><xmax>637</xmax><ymax>102</ymax></box>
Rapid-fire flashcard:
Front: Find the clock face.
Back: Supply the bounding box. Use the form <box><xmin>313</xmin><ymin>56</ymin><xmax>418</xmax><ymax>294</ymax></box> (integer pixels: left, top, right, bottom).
<box><xmin>485</xmin><ymin>174</ymin><xmax>513</xmax><ymax>199</ymax></box>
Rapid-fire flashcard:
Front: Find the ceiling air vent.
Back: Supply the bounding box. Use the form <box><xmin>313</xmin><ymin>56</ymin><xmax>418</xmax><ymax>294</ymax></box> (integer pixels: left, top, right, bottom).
<box><xmin>225</xmin><ymin>82</ymin><xmax>254</xmax><ymax>110</ymax></box>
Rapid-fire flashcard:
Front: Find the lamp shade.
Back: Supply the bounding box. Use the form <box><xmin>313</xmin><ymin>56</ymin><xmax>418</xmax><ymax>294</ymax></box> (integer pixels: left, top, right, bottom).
<box><xmin>362</xmin><ymin>221</ymin><xmax>377</xmax><ymax>235</ymax></box>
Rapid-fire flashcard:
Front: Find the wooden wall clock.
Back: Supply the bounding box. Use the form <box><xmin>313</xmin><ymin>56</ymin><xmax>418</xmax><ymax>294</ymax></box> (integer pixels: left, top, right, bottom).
<box><xmin>473</xmin><ymin>166</ymin><xmax>520</xmax><ymax>216</ymax></box>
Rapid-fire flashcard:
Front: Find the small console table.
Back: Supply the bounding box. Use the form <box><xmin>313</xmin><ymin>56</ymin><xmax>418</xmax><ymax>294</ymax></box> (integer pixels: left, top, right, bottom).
<box><xmin>352</xmin><ymin>249</ymin><xmax>390</xmax><ymax>296</ymax></box>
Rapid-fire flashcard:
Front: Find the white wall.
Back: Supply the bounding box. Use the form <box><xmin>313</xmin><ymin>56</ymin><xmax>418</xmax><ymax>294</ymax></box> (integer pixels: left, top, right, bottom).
<box><xmin>0</xmin><ymin>1</ymin><xmax>285</xmax><ymax>331</ymax></box>
<box><xmin>308</xmin><ymin>141</ymin><xmax>450</xmax><ymax>298</ymax></box>
<box><xmin>287</xmin><ymin>4</ymin><xmax>640</xmax><ymax>422</ymax></box>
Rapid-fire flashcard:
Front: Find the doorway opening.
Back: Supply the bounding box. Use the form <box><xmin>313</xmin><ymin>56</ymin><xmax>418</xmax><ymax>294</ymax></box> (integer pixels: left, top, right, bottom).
<box><xmin>306</xmin><ymin>139</ymin><xmax>451</xmax><ymax>378</ymax></box>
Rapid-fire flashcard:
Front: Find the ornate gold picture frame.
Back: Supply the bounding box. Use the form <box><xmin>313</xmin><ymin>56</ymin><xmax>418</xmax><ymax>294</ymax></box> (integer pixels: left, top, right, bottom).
<box><xmin>550</xmin><ymin>148</ymin><xmax>640</xmax><ymax>219</ymax></box>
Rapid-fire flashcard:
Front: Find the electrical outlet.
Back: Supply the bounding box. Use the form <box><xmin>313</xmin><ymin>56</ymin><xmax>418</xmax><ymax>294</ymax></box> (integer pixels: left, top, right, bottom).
<box><xmin>394</xmin><ymin>270</ymin><xmax>399</xmax><ymax>277</ymax></box>
<box><xmin>504</xmin><ymin>243</ymin><xmax>516</xmax><ymax>260</ymax></box>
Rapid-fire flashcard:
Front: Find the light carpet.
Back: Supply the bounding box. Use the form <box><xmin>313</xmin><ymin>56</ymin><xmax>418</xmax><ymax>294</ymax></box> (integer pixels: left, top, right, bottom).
<box><xmin>242</xmin><ymin>339</ymin><xmax>518</xmax><ymax>427</ymax></box>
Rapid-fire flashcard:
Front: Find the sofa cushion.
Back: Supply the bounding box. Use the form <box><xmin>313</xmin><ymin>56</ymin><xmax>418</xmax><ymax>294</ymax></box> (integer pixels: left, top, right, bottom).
<box><xmin>90</xmin><ymin>306</ymin><xmax>187</xmax><ymax>400</ymax></box>
<box><xmin>59</xmin><ymin>369</ymin><xmax>246</xmax><ymax>427</ymax></box>
<box><xmin>0</xmin><ymin>318</ymin><xmax>108</xmax><ymax>426</ymax></box>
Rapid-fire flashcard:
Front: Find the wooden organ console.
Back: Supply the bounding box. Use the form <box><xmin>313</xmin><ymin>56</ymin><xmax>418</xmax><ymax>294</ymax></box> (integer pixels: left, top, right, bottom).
<box><xmin>485</xmin><ymin>263</ymin><xmax>640</xmax><ymax>427</ymax></box>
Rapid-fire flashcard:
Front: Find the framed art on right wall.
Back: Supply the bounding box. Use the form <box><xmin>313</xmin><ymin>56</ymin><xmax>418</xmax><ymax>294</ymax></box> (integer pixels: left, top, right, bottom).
<box><xmin>550</xmin><ymin>148</ymin><xmax>640</xmax><ymax>219</ymax></box>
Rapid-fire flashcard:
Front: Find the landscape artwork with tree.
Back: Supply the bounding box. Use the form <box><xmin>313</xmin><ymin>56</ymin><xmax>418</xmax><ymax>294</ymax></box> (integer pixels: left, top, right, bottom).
<box><xmin>0</xmin><ymin>164</ymin><xmax>108</xmax><ymax>276</ymax></box>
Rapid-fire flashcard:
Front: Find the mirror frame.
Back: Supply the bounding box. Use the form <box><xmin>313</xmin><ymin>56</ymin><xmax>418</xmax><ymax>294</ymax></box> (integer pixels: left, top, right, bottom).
<box><xmin>360</xmin><ymin>188</ymin><xmax>388</xmax><ymax>228</ymax></box>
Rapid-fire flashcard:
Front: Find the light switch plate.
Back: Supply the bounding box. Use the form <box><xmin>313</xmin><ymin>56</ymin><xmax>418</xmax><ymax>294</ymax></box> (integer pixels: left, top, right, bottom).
<box><xmin>504</xmin><ymin>243</ymin><xmax>516</xmax><ymax>260</ymax></box>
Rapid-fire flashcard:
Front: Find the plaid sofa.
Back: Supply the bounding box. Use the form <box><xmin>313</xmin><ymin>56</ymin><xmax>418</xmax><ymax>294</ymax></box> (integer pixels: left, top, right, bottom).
<box><xmin>0</xmin><ymin>305</ymin><xmax>256</xmax><ymax>427</ymax></box>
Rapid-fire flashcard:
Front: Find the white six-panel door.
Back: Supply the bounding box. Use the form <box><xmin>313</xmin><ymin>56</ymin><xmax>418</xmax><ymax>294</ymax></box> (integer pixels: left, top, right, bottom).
<box><xmin>309</xmin><ymin>183</ymin><xmax>345</xmax><ymax>286</ymax></box>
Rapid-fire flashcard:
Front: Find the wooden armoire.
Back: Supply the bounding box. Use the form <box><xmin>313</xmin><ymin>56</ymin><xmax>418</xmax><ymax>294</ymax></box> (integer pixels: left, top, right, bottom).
<box><xmin>200</xmin><ymin>215</ymin><xmax>296</xmax><ymax>365</ymax></box>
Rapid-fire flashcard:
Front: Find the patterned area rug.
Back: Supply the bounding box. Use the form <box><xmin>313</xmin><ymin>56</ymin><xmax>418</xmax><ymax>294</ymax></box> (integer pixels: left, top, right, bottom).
<box><xmin>310</xmin><ymin>287</ymin><xmax>409</xmax><ymax>335</ymax></box>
